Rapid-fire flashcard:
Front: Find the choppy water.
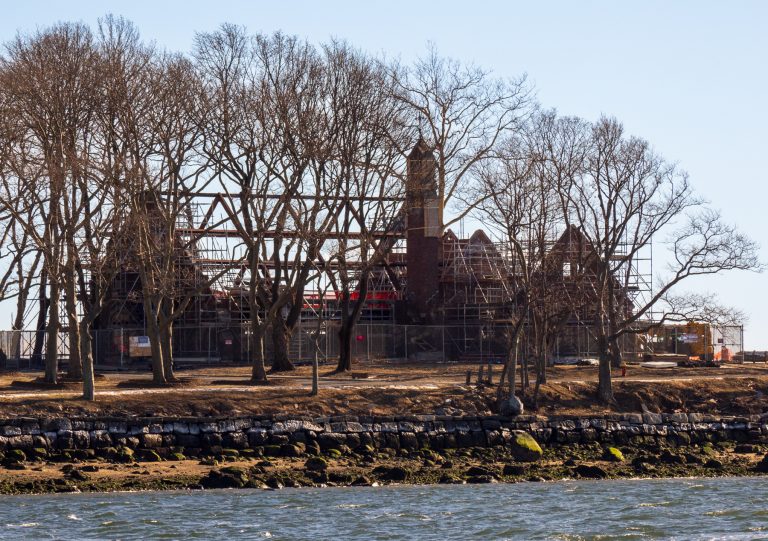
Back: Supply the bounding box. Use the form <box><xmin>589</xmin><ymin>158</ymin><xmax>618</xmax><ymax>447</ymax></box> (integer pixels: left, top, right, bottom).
<box><xmin>0</xmin><ymin>477</ymin><xmax>766</xmax><ymax>540</ymax></box>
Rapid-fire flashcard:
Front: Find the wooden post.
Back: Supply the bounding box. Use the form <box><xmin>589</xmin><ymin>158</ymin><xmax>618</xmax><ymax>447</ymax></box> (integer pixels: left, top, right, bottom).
<box><xmin>466</xmin><ymin>370</ymin><xmax>472</xmax><ymax>385</ymax></box>
<box><xmin>477</xmin><ymin>365</ymin><xmax>484</xmax><ymax>385</ymax></box>
<box><xmin>487</xmin><ymin>363</ymin><xmax>493</xmax><ymax>385</ymax></box>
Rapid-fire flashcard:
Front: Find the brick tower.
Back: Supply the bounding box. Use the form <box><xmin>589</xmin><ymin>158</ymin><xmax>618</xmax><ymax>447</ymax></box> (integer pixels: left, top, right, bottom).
<box><xmin>405</xmin><ymin>139</ymin><xmax>441</xmax><ymax>322</ymax></box>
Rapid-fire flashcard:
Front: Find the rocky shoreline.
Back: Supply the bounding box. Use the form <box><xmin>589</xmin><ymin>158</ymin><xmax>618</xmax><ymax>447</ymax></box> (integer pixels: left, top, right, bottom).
<box><xmin>0</xmin><ymin>412</ymin><xmax>765</xmax><ymax>494</ymax></box>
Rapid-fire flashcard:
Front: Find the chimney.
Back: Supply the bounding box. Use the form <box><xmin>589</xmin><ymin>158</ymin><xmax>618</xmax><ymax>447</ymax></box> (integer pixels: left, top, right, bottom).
<box><xmin>405</xmin><ymin>139</ymin><xmax>441</xmax><ymax>322</ymax></box>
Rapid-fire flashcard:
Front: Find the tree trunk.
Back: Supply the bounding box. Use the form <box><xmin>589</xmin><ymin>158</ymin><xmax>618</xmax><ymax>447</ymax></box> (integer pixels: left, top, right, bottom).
<box><xmin>597</xmin><ymin>339</ymin><xmax>614</xmax><ymax>404</ymax></box>
<box><xmin>311</xmin><ymin>337</ymin><xmax>319</xmax><ymax>396</ymax></box>
<box><xmin>250</xmin><ymin>322</ymin><xmax>267</xmax><ymax>383</ymax></box>
<box><xmin>31</xmin><ymin>272</ymin><xmax>49</xmax><ymax>366</ymax></box>
<box><xmin>337</xmin><ymin>322</ymin><xmax>353</xmax><ymax>373</ymax></box>
<box><xmin>144</xmin><ymin>302</ymin><xmax>166</xmax><ymax>384</ymax></box>
<box><xmin>64</xmin><ymin>272</ymin><xmax>82</xmax><ymax>380</ymax></box>
<box><xmin>160</xmin><ymin>320</ymin><xmax>175</xmax><ymax>382</ymax></box>
<box><xmin>44</xmin><ymin>279</ymin><xmax>60</xmax><ymax>384</ymax></box>
<box><xmin>80</xmin><ymin>322</ymin><xmax>95</xmax><ymax>401</ymax></box>
<box><xmin>610</xmin><ymin>340</ymin><xmax>623</xmax><ymax>369</ymax></box>
<box><xmin>270</xmin><ymin>320</ymin><xmax>294</xmax><ymax>372</ymax></box>
<box><xmin>507</xmin><ymin>337</ymin><xmax>518</xmax><ymax>400</ymax></box>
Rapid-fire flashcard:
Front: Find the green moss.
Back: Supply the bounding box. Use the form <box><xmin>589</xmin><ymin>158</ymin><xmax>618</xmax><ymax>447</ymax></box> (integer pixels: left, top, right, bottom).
<box><xmin>169</xmin><ymin>452</ymin><xmax>186</xmax><ymax>461</ymax></box>
<box><xmin>509</xmin><ymin>431</ymin><xmax>543</xmax><ymax>462</ymax></box>
<box><xmin>326</xmin><ymin>448</ymin><xmax>342</xmax><ymax>459</ymax></box>
<box><xmin>305</xmin><ymin>457</ymin><xmax>329</xmax><ymax>471</ymax></box>
<box><xmin>5</xmin><ymin>449</ymin><xmax>26</xmax><ymax>463</ymax></box>
<box><xmin>603</xmin><ymin>447</ymin><xmax>624</xmax><ymax>462</ymax></box>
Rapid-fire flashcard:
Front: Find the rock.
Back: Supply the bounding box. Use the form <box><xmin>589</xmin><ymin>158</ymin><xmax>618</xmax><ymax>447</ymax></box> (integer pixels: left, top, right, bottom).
<box><xmin>30</xmin><ymin>447</ymin><xmax>49</xmax><ymax>459</ymax></box>
<box><xmin>734</xmin><ymin>444</ymin><xmax>756</xmax><ymax>454</ymax></box>
<box><xmin>304</xmin><ymin>457</ymin><xmax>328</xmax><ymax>472</ymax></box>
<box><xmin>683</xmin><ymin>453</ymin><xmax>702</xmax><ymax>464</ymax></box>
<box><xmin>169</xmin><ymin>452</ymin><xmax>186</xmax><ymax>461</ymax></box>
<box><xmin>499</xmin><ymin>395</ymin><xmax>524</xmax><ymax>416</ymax></box>
<box><xmin>467</xmin><ymin>475</ymin><xmax>497</xmax><ymax>484</ymax></box>
<box><xmin>503</xmin><ymin>464</ymin><xmax>527</xmax><ymax>476</ymax></box>
<box><xmin>112</xmin><ymin>447</ymin><xmax>135</xmax><ymax>463</ymax></box>
<box><xmin>371</xmin><ymin>465</ymin><xmax>409</xmax><ymax>481</ymax></box>
<box><xmin>574</xmin><ymin>464</ymin><xmax>608</xmax><ymax>479</ymax></box>
<box><xmin>201</xmin><ymin>467</ymin><xmax>249</xmax><ymax>489</ymax></box>
<box><xmin>465</xmin><ymin>466</ymin><xmax>495</xmax><ymax>477</ymax></box>
<box><xmin>351</xmin><ymin>475</ymin><xmax>373</xmax><ymax>486</ymax></box>
<box><xmin>137</xmin><ymin>449</ymin><xmax>162</xmax><ymax>462</ymax></box>
<box><xmin>326</xmin><ymin>448</ymin><xmax>342</xmax><ymax>459</ymax></box>
<box><xmin>438</xmin><ymin>473</ymin><xmax>464</xmax><ymax>484</ymax></box>
<box><xmin>5</xmin><ymin>449</ymin><xmax>26</xmax><ymax>463</ymax></box>
<box><xmin>659</xmin><ymin>450</ymin><xmax>685</xmax><ymax>464</ymax></box>
<box><xmin>263</xmin><ymin>445</ymin><xmax>282</xmax><ymax>457</ymax></box>
<box><xmin>755</xmin><ymin>454</ymin><xmax>768</xmax><ymax>473</ymax></box>
<box><xmin>80</xmin><ymin>465</ymin><xmax>99</xmax><ymax>472</ymax></box>
<box><xmin>329</xmin><ymin>472</ymin><xmax>355</xmax><ymax>484</ymax></box>
<box><xmin>704</xmin><ymin>459</ymin><xmax>723</xmax><ymax>470</ymax></box>
<box><xmin>603</xmin><ymin>447</ymin><xmax>624</xmax><ymax>462</ymax></box>
<box><xmin>265</xmin><ymin>476</ymin><xmax>284</xmax><ymax>489</ymax></box>
<box><xmin>280</xmin><ymin>444</ymin><xmax>305</xmax><ymax>458</ymax></box>
<box><xmin>508</xmin><ymin>431</ymin><xmax>543</xmax><ymax>462</ymax></box>
<box><xmin>65</xmin><ymin>468</ymin><xmax>89</xmax><ymax>482</ymax></box>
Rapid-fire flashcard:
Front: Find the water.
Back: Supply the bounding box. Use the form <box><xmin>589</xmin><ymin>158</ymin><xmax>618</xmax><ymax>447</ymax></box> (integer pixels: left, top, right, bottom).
<box><xmin>0</xmin><ymin>477</ymin><xmax>766</xmax><ymax>540</ymax></box>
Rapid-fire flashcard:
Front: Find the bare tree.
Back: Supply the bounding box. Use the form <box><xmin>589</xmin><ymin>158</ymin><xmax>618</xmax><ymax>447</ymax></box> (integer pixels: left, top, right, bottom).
<box><xmin>318</xmin><ymin>41</ymin><xmax>412</xmax><ymax>373</ymax></box>
<box><xmin>0</xmin><ymin>22</ymin><xmax>101</xmax><ymax>384</ymax></box>
<box><xmin>567</xmin><ymin>117</ymin><xmax>761</xmax><ymax>403</ymax></box>
<box><xmin>393</xmin><ymin>45</ymin><xmax>530</xmax><ymax>230</ymax></box>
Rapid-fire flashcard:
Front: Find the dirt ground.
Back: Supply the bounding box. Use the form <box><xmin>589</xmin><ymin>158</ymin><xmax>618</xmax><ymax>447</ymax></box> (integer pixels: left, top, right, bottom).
<box><xmin>0</xmin><ymin>361</ymin><xmax>766</xmax><ymax>417</ymax></box>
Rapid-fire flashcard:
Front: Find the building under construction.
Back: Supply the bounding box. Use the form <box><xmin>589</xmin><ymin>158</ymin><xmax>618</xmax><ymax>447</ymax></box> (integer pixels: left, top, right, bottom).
<box><xmin>85</xmin><ymin>139</ymin><xmax>740</xmax><ymax>367</ymax></box>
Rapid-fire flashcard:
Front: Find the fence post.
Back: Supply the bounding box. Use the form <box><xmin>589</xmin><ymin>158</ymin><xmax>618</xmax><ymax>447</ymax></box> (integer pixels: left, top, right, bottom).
<box><xmin>404</xmin><ymin>325</ymin><xmax>408</xmax><ymax>361</ymax></box>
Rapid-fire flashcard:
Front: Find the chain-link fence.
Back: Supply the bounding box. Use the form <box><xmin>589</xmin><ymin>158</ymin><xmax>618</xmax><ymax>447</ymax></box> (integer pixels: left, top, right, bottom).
<box><xmin>0</xmin><ymin>322</ymin><xmax>753</xmax><ymax>369</ymax></box>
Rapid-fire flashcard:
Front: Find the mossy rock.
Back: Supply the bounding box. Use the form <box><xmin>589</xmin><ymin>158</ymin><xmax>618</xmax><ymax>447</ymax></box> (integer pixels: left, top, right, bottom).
<box><xmin>304</xmin><ymin>457</ymin><xmax>328</xmax><ymax>472</ymax></box>
<box><xmin>199</xmin><ymin>457</ymin><xmax>219</xmax><ymax>466</ymax></box>
<box><xmin>137</xmin><ymin>450</ymin><xmax>162</xmax><ymax>462</ymax></box>
<box><xmin>169</xmin><ymin>452</ymin><xmax>186</xmax><ymax>461</ymax></box>
<box><xmin>371</xmin><ymin>465</ymin><xmax>409</xmax><ymax>481</ymax></box>
<box><xmin>5</xmin><ymin>449</ymin><xmax>26</xmax><ymax>463</ymax></box>
<box><xmin>201</xmin><ymin>467</ymin><xmax>249</xmax><ymax>489</ymax></box>
<box><xmin>31</xmin><ymin>447</ymin><xmax>49</xmax><ymax>459</ymax></box>
<box><xmin>280</xmin><ymin>444</ymin><xmax>305</xmax><ymax>458</ymax></box>
<box><xmin>115</xmin><ymin>447</ymin><xmax>135</xmax><ymax>463</ymax></box>
<box><xmin>326</xmin><ymin>448</ymin><xmax>342</xmax><ymax>459</ymax></box>
<box><xmin>222</xmin><ymin>449</ymin><xmax>241</xmax><ymax>458</ymax></box>
<box><xmin>509</xmin><ymin>431</ymin><xmax>543</xmax><ymax>462</ymax></box>
<box><xmin>701</xmin><ymin>445</ymin><xmax>717</xmax><ymax>457</ymax></box>
<box><xmin>263</xmin><ymin>445</ymin><xmax>282</xmax><ymax>457</ymax></box>
<box><xmin>603</xmin><ymin>447</ymin><xmax>624</xmax><ymax>462</ymax></box>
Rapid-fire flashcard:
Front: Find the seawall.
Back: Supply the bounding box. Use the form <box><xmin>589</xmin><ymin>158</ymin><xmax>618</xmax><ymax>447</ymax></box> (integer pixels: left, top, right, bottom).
<box><xmin>1</xmin><ymin>412</ymin><xmax>766</xmax><ymax>456</ymax></box>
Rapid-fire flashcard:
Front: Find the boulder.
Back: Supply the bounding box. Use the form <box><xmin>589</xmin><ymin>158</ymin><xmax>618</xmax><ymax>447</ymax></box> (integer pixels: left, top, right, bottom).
<box><xmin>574</xmin><ymin>464</ymin><xmax>608</xmax><ymax>479</ymax></box>
<box><xmin>304</xmin><ymin>457</ymin><xmax>328</xmax><ymax>472</ymax></box>
<box><xmin>602</xmin><ymin>447</ymin><xmax>624</xmax><ymax>462</ymax></box>
<box><xmin>508</xmin><ymin>431</ymin><xmax>543</xmax><ymax>462</ymax></box>
<box><xmin>201</xmin><ymin>467</ymin><xmax>249</xmax><ymax>489</ymax></box>
<box><xmin>499</xmin><ymin>395</ymin><xmax>524</xmax><ymax>416</ymax></box>
<box><xmin>371</xmin><ymin>465</ymin><xmax>409</xmax><ymax>481</ymax></box>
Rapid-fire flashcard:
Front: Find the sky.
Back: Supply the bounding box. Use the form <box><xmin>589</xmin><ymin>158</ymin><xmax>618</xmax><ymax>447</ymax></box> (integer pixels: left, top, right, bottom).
<box><xmin>0</xmin><ymin>1</ymin><xmax>766</xmax><ymax>347</ymax></box>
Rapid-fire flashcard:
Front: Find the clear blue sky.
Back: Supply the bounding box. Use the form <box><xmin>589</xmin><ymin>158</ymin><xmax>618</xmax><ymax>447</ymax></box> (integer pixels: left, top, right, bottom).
<box><xmin>1</xmin><ymin>1</ymin><xmax>766</xmax><ymax>347</ymax></box>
